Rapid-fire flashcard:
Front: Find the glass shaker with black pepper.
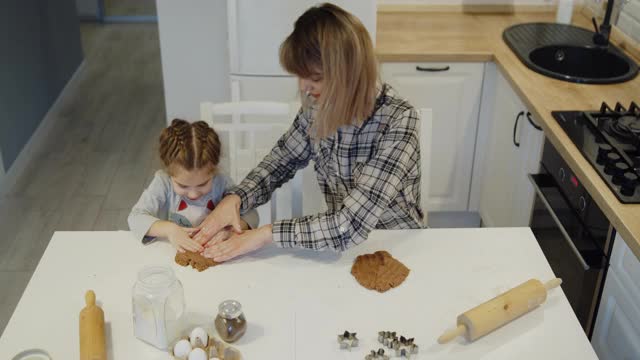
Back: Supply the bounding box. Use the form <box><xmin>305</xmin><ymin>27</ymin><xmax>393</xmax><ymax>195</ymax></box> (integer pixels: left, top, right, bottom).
<box><xmin>215</xmin><ymin>299</ymin><xmax>247</xmax><ymax>343</ymax></box>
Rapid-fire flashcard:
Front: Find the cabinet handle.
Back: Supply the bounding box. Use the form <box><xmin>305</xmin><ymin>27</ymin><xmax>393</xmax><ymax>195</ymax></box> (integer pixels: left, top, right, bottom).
<box><xmin>416</xmin><ymin>65</ymin><xmax>450</xmax><ymax>72</ymax></box>
<box><xmin>526</xmin><ymin>112</ymin><xmax>543</xmax><ymax>131</ymax></box>
<box><xmin>513</xmin><ymin>111</ymin><xmax>524</xmax><ymax>147</ymax></box>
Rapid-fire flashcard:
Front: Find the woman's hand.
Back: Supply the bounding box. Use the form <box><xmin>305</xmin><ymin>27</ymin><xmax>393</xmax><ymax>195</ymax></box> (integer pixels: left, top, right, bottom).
<box><xmin>193</xmin><ymin>194</ymin><xmax>243</xmax><ymax>245</ymax></box>
<box><xmin>203</xmin><ymin>225</ymin><xmax>273</xmax><ymax>262</ymax></box>
<box><xmin>167</xmin><ymin>225</ymin><xmax>203</xmax><ymax>253</ymax></box>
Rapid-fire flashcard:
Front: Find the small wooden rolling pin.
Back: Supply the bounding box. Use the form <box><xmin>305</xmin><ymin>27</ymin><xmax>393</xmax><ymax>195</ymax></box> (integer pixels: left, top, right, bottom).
<box><xmin>79</xmin><ymin>290</ymin><xmax>107</xmax><ymax>360</ymax></box>
<box><xmin>438</xmin><ymin>278</ymin><xmax>562</xmax><ymax>344</ymax></box>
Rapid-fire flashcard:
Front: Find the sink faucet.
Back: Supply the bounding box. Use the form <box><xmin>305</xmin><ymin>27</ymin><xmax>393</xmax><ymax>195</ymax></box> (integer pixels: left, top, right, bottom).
<box><xmin>592</xmin><ymin>0</ymin><xmax>615</xmax><ymax>46</ymax></box>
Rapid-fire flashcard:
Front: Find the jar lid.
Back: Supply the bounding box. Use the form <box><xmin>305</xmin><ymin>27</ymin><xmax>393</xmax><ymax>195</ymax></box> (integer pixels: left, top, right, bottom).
<box><xmin>218</xmin><ymin>299</ymin><xmax>243</xmax><ymax>319</ymax></box>
<box><xmin>137</xmin><ymin>265</ymin><xmax>176</xmax><ymax>289</ymax></box>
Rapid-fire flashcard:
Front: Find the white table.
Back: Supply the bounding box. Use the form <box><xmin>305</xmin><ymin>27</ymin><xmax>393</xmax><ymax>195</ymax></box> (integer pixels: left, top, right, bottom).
<box><xmin>0</xmin><ymin>228</ymin><xmax>597</xmax><ymax>359</ymax></box>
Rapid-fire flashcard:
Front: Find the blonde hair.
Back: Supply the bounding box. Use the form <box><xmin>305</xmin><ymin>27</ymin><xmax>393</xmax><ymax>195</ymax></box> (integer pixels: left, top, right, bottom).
<box><xmin>279</xmin><ymin>3</ymin><xmax>378</xmax><ymax>138</ymax></box>
<box><xmin>159</xmin><ymin>119</ymin><xmax>221</xmax><ymax>175</ymax></box>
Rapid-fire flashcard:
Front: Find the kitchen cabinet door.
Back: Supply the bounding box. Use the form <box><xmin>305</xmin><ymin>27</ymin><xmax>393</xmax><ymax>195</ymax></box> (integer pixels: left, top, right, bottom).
<box><xmin>381</xmin><ymin>62</ymin><xmax>484</xmax><ymax>212</ymax></box>
<box><xmin>477</xmin><ymin>68</ymin><xmax>526</xmax><ymax>226</ymax></box>
<box><xmin>511</xmin><ymin>110</ymin><xmax>545</xmax><ymax>226</ymax></box>
<box><xmin>592</xmin><ymin>233</ymin><xmax>640</xmax><ymax>360</ymax></box>
<box><xmin>591</xmin><ymin>234</ymin><xmax>640</xmax><ymax>360</ymax></box>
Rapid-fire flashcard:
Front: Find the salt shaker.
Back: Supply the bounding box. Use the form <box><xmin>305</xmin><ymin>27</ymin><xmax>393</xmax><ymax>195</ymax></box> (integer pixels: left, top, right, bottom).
<box><xmin>214</xmin><ymin>300</ymin><xmax>247</xmax><ymax>343</ymax></box>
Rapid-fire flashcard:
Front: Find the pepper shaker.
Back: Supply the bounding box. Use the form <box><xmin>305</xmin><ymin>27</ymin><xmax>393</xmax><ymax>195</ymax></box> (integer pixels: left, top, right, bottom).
<box><xmin>214</xmin><ymin>300</ymin><xmax>247</xmax><ymax>343</ymax></box>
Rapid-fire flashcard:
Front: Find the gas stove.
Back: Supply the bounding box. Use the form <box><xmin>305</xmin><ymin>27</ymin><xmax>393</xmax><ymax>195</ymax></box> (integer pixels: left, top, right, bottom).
<box><xmin>552</xmin><ymin>102</ymin><xmax>640</xmax><ymax>203</ymax></box>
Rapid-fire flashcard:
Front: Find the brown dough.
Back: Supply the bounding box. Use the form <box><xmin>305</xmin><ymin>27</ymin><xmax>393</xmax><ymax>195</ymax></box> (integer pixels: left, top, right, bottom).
<box><xmin>175</xmin><ymin>251</ymin><xmax>219</xmax><ymax>272</ymax></box>
<box><xmin>351</xmin><ymin>251</ymin><xmax>409</xmax><ymax>292</ymax></box>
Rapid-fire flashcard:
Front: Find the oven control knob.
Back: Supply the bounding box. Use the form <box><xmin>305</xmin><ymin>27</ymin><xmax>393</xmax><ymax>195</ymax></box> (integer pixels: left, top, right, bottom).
<box><xmin>612</xmin><ymin>163</ymin><xmax>631</xmax><ymax>185</ymax></box>
<box><xmin>597</xmin><ymin>144</ymin><xmax>613</xmax><ymax>164</ymax></box>
<box><xmin>578</xmin><ymin>196</ymin><xmax>587</xmax><ymax>212</ymax></box>
<box><xmin>621</xmin><ymin>172</ymin><xmax>639</xmax><ymax>197</ymax></box>
<box><xmin>558</xmin><ymin>168</ymin><xmax>566</xmax><ymax>182</ymax></box>
<box><xmin>604</xmin><ymin>153</ymin><xmax>622</xmax><ymax>175</ymax></box>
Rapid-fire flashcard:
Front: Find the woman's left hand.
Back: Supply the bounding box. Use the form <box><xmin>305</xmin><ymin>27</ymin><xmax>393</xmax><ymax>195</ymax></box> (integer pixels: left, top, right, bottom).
<box><xmin>203</xmin><ymin>225</ymin><xmax>273</xmax><ymax>262</ymax></box>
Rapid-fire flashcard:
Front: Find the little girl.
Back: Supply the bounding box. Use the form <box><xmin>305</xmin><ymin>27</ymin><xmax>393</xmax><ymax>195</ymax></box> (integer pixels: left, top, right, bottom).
<box><xmin>128</xmin><ymin>119</ymin><xmax>259</xmax><ymax>253</ymax></box>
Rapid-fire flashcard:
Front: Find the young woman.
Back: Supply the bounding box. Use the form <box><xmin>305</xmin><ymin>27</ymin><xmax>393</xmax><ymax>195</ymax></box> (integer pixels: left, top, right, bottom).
<box><xmin>193</xmin><ymin>3</ymin><xmax>424</xmax><ymax>261</ymax></box>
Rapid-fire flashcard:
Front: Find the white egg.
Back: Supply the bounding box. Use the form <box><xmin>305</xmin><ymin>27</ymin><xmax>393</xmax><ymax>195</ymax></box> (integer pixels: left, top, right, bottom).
<box><xmin>188</xmin><ymin>347</ymin><xmax>208</xmax><ymax>360</ymax></box>
<box><xmin>189</xmin><ymin>327</ymin><xmax>209</xmax><ymax>348</ymax></box>
<box><xmin>173</xmin><ymin>339</ymin><xmax>192</xmax><ymax>359</ymax></box>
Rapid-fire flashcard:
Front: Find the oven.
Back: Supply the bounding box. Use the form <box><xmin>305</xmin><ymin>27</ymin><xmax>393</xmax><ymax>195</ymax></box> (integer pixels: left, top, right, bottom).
<box><xmin>529</xmin><ymin>140</ymin><xmax>615</xmax><ymax>338</ymax></box>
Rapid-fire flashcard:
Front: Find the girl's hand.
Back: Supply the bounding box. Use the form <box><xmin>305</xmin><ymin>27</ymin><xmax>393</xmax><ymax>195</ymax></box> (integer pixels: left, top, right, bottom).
<box><xmin>167</xmin><ymin>225</ymin><xmax>203</xmax><ymax>253</ymax></box>
<box><xmin>204</xmin><ymin>226</ymin><xmax>234</xmax><ymax>248</ymax></box>
<box><xmin>203</xmin><ymin>225</ymin><xmax>273</xmax><ymax>262</ymax></box>
<box><xmin>193</xmin><ymin>195</ymin><xmax>243</xmax><ymax>245</ymax></box>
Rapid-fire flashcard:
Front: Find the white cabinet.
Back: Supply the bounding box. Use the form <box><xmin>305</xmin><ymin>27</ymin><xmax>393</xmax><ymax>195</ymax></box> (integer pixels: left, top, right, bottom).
<box><xmin>381</xmin><ymin>62</ymin><xmax>484</xmax><ymax>212</ymax></box>
<box><xmin>592</xmin><ymin>233</ymin><xmax>640</xmax><ymax>360</ymax></box>
<box><xmin>473</xmin><ymin>63</ymin><xmax>544</xmax><ymax>227</ymax></box>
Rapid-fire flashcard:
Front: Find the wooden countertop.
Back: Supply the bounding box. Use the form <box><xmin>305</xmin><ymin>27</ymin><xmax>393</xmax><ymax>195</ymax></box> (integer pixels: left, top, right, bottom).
<box><xmin>376</xmin><ymin>11</ymin><xmax>640</xmax><ymax>259</ymax></box>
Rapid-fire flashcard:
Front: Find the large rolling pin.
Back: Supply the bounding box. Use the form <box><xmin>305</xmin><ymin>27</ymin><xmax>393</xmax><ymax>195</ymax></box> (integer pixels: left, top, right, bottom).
<box><xmin>79</xmin><ymin>290</ymin><xmax>107</xmax><ymax>360</ymax></box>
<box><xmin>438</xmin><ymin>278</ymin><xmax>562</xmax><ymax>344</ymax></box>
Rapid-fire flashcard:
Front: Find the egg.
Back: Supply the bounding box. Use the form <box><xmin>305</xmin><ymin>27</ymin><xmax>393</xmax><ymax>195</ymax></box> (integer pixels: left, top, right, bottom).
<box><xmin>189</xmin><ymin>327</ymin><xmax>209</xmax><ymax>348</ymax></box>
<box><xmin>188</xmin><ymin>347</ymin><xmax>208</xmax><ymax>360</ymax></box>
<box><xmin>173</xmin><ymin>339</ymin><xmax>192</xmax><ymax>359</ymax></box>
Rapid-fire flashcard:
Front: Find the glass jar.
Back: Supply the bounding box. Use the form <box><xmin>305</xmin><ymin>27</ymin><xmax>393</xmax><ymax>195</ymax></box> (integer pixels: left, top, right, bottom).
<box><xmin>214</xmin><ymin>300</ymin><xmax>247</xmax><ymax>343</ymax></box>
<box><xmin>132</xmin><ymin>265</ymin><xmax>185</xmax><ymax>350</ymax></box>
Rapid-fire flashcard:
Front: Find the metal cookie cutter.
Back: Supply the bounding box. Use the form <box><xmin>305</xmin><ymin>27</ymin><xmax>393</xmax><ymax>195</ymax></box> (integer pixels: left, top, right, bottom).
<box><xmin>338</xmin><ymin>330</ymin><xmax>359</xmax><ymax>350</ymax></box>
<box><xmin>378</xmin><ymin>331</ymin><xmax>398</xmax><ymax>348</ymax></box>
<box><xmin>378</xmin><ymin>330</ymin><xmax>419</xmax><ymax>357</ymax></box>
<box><xmin>396</xmin><ymin>348</ymin><xmax>413</xmax><ymax>359</ymax></box>
<box><xmin>364</xmin><ymin>348</ymin><xmax>390</xmax><ymax>360</ymax></box>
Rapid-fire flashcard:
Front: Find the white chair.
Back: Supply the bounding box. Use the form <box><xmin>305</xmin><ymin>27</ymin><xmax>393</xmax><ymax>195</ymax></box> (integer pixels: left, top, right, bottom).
<box><xmin>200</xmin><ymin>101</ymin><xmax>304</xmax><ymax>224</ymax></box>
<box><xmin>200</xmin><ymin>101</ymin><xmax>431</xmax><ymax>228</ymax></box>
<box><xmin>417</xmin><ymin>108</ymin><xmax>432</xmax><ymax>227</ymax></box>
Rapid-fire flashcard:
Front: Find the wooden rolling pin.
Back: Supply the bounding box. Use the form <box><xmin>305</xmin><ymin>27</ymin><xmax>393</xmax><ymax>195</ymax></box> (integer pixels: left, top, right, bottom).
<box><xmin>438</xmin><ymin>278</ymin><xmax>562</xmax><ymax>344</ymax></box>
<box><xmin>79</xmin><ymin>290</ymin><xmax>107</xmax><ymax>360</ymax></box>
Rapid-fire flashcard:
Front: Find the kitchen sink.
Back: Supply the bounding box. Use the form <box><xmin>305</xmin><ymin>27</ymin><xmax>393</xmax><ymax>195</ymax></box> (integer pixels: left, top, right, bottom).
<box><xmin>503</xmin><ymin>23</ymin><xmax>639</xmax><ymax>84</ymax></box>
<box><xmin>529</xmin><ymin>45</ymin><xmax>636</xmax><ymax>83</ymax></box>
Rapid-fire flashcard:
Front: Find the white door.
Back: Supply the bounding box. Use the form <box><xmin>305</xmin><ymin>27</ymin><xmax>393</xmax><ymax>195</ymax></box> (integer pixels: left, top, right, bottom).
<box><xmin>228</xmin><ymin>0</ymin><xmax>377</xmax><ymax>76</ymax></box>
<box><xmin>592</xmin><ymin>233</ymin><xmax>640</xmax><ymax>360</ymax></box>
<box><xmin>381</xmin><ymin>62</ymin><xmax>484</xmax><ymax>212</ymax></box>
<box><xmin>477</xmin><ymin>70</ymin><xmax>528</xmax><ymax>227</ymax></box>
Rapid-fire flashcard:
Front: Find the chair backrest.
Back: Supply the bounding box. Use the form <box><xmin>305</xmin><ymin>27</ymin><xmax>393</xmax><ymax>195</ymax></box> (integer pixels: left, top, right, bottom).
<box><xmin>417</xmin><ymin>108</ymin><xmax>432</xmax><ymax>227</ymax></box>
<box><xmin>200</xmin><ymin>101</ymin><xmax>303</xmax><ymax>223</ymax></box>
<box><xmin>200</xmin><ymin>101</ymin><xmax>431</xmax><ymax>228</ymax></box>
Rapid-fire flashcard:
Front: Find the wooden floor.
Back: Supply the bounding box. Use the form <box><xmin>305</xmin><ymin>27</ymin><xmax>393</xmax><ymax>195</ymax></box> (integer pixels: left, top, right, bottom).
<box><xmin>0</xmin><ymin>22</ymin><xmax>166</xmax><ymax>335</ymax></box>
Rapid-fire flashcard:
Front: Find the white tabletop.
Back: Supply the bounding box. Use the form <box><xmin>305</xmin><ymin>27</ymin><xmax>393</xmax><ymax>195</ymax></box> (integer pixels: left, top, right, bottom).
<box><xmin>0</xmin><ymin>228</ymin><xmax>597</xmax><ymax>360</ymax></box>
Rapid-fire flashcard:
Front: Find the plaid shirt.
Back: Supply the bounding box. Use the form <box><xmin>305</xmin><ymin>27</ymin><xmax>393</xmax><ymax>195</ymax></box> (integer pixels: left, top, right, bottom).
<box><xmin>227</xmin><ymin>84</ymin><xmax>424</xmax><ymax>251</ymax></box>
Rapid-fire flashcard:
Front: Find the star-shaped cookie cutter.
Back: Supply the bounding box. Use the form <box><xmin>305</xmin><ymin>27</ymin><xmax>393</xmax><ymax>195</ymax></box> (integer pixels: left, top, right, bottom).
<box><xmin>378</xmin><ymin>331</ymin><xmax>419</xmax><ymax>357</ymax></box>
<box><xmin>364</xmin><ymin>348</ymin><xmax>390</xmax><ymax>360</ymax></box>
<box><xmin>338</xmin><ymin>330</ymin><xmax>359</xmax><ymax>350</ymax></box>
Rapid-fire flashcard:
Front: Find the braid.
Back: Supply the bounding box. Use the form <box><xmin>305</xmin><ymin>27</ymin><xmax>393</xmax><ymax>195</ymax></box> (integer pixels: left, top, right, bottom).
<box><xmin>158</xmin><ymin>119</ymin><xmax>220</xmax><ymax>174</ymax></box>
<box><xmin>191</xmin><ymin>121</ymin><xmax>221</xmax><ymax>168</ymax></box>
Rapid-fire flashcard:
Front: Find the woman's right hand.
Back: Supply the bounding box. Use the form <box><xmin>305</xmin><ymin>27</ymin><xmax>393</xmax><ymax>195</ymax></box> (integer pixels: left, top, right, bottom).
<box><xmin>167</xmin><ymin>225</ymin><xmax>203</xmax><ymax>253</ymax></box>
<box><xmin>193</xmin><ymin>194</ymin><xmax>244</xmax><ymax>246</ymax></box>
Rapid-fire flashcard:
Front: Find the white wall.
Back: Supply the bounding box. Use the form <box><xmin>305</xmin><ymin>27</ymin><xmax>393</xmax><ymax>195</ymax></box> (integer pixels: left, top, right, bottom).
<box><xmin>617</xmin><ymin>0</ymin><xmax>640</xmax><ymax>43</ymax></box>
<box><xmin>0</xmin><ymin>148</ymin><xmax>5</xmax><ymax>187</ymax></box>
<box><xmin>75</xmin><ymin>0</ymin><xmax>99</xmax><ymax>17</ymax></box>
<box><xmin>156</xmin><ymin>0</ymin><xmax>230</xmax><ymax>123</ymax></box>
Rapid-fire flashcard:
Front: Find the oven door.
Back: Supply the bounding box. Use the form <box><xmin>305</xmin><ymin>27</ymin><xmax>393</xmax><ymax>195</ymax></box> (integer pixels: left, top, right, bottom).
<box><xmin>529</xmin><ymin>173</ymin><xmax>608</xmax><ymax>337</ymax></box>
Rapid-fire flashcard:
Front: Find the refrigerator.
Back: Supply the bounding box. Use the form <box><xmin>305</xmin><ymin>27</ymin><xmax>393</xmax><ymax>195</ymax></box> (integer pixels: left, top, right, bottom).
<box><xmin>226</xmin><ymin>0</ymin><xmax>377</xmax><ymax>223</ymax></box>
